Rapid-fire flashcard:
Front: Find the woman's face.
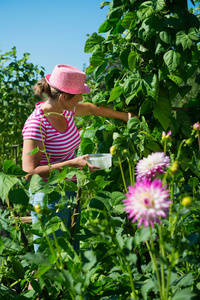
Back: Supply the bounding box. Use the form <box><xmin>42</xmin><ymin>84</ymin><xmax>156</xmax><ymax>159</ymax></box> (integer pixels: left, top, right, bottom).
<box><xmin>63</xmin><ymin>93</ymin><xmax>83</xmax><ymax>111</ymax></box>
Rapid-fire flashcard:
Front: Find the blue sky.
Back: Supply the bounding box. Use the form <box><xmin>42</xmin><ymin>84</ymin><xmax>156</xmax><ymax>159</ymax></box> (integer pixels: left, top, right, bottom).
<box><xmin>0</xmin><ymin>0</ymin><xmax>108</xmax><ymax>75</ymax></box>
<box><xmin>0</xmin><ymin>1</ymin><xmax>198</xmax><ymax>76</ymax></box>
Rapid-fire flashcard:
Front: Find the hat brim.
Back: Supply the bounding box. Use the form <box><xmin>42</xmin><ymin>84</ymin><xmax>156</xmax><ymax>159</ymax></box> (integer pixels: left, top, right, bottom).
<box><xmin>45</xmin><ymin>74</ymin><xmax>90</xmax><ymax>94</ymax></box>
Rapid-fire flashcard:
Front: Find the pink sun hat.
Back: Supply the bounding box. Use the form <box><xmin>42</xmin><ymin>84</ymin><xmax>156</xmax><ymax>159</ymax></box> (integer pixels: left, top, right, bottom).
<box><xmin>45</xmin><ymin>64</ymin><xmax>90</xmax><ymax>94</ymax></box>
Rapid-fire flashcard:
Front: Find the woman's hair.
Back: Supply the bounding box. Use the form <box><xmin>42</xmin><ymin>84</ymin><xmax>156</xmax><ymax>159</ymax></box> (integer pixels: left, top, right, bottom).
<box><xmin>33</xmin><ymin>78</ymin><xmax>74</xmax><ymax>101</ymax></box>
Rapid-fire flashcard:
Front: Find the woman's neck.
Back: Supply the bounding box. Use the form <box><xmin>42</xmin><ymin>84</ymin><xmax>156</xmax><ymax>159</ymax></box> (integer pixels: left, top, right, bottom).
<box><xmin>40</xmin><ymin>98</ymin><xmax>64</xmax><ymax>114</ymax></box>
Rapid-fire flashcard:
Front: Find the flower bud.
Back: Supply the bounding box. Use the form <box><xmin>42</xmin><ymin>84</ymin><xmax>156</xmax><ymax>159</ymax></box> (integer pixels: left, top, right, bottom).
<box><xmin>162</xmin><ymin>130</ymin><xmax>172</xmax><ymax>141</ymax></box>
<box><xmin>34</xmin><ymin>204</ymin><xmax>43</xmax><ymax>214</ymax></box>
<box><xmin>182</xmin><ymin>196</ymin><xmax>192</xmax><ymax>207</ymax></box>
<box><xmin>193</xmin><ymin>122</ymin><xmax>200</xmax><ymax>131</ymax></box>
<box><xmin>185</xmin><ymin>138</ymin><xmax>193</xmax><ymax>146</ymax></box>
<box><xmin>110</xmin><ymin>146</ymin><xmax>116</xmax><ymax>155</ymax></box>
<box><xmin>170</xmin><ymin>161</ymin><xmax>179</xmax><ymax>174</ymax></box>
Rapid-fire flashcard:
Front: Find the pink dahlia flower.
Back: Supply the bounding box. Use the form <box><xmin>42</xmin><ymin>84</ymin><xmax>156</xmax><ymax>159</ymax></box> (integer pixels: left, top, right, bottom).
<box><xmin>123</xmin><ymin>179</ymin><xmax>171</xmax><ymax>228</ymax></box>
<box><xmin>135</xmin><ymin>152</ymin><xmax>170</xmax><ymax>181</ymax></box>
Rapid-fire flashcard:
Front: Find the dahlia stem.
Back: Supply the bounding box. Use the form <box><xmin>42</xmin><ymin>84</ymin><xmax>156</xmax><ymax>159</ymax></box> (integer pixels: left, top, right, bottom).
<box><xmin>198</xmin><ymin>132</ymin><xmax>200</xmax><ymax>154</ymax></box>
<box><xmin>127</xmin><ymin>157</ymin><xmax>135</xmax><ymax>186</ymax></box>
<box><xmin>146</xmin><ymin>227</ymin><xmax>163</xmax><ymax>300</ymax></box>
<box><xmin>176</xmin><ymin>139</ymin><xmax>185</xmax><ymax>160</ymax></box>
<box><xmin>159</xmin><ymin>225</ymin><xmax>166</xmax><ymax>299</ymax></box>
<box><xmin>126</xmin><ymin>261</ymin><xmax>138</xmax><ymax>299</ymax></box>
<box><xmin>118</xmin><ymin>155</ymin><xmax>127</xmax><ymax>193</ymax></box>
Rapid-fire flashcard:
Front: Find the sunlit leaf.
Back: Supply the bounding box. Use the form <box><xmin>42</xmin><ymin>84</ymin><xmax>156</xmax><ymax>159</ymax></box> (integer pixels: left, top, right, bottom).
<box><xmin>163</xmin><ymin>50</ymin><xmax>182</xmax><ymax>71</ymax></box>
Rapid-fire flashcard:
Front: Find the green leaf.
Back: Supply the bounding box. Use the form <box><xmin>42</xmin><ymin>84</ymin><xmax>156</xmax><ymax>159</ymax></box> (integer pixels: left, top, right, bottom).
<box><xmin>134</xmin><ymin>227</ymin><xmax>150</xmax><ymax>244</ymax></box>
<box><xmin>127</xmin><ymin>118</ymin><xmax>141</xmax><ymax>132</ymax></box>
<box><xmin>153</xmin><ymin>107</ymin><xmax>170</xmax><ymax>130</ymax></box>
<box><xmin>120</xmin><ymin>48</ymin><xmax>131</xmax><ymax>69</ymax></box>
<box><xmin>141</xmin><ymin>279</ymin><xmax>155</xmax><ymax>299</ymax></box>
<box><xmin>137</xmin><ymin>1</ymin><xmax>154</xmax><ymax>20</ymax></box>
<box><xmin>89</xmin><ymin>191</ymin><xmax>112</xmax><ymax>211</ymax></box>
<box><xmin>160</xmin><ymin>30</ymin><xmax>173</xmax><ymax>44</ymax></box>
<box><xmin>188</xmin><ymin>27</ymin><xmax>199</xmax><ymax>41</ymax></box>
<box><xmin>158</xmin><ymin>95</ymin><xmax>172</xmax><ymax>117</ymax></box>
<box><xmin>128</xmin><ymin>51</ymin><xmax>137</xmax><ymax>71</ymax></box>
<box><xmin>3</xmin><ymin>160</ymin><xmax>27</xmax><ymax>176</ymax></box>
<box><xmin>30</xmin><ymin>174</ymin><xmax>45</xmax><ymax>194</ymax></box>
<box><xmin>143</xmin><ymin>74</ymin><xmax>159</xmax><ymax>99</ymax></box>
<box><xmin>82</xmin><ymin>250</ymin><xmax>97</xmax><ymax>272</ymax></box>
<box><xmin>9</xmin><ymin>188</ymin><xmax>29</xmax><ymax>206</ymax></box>
<box><xmin>84</xmin><ymin>33</ymin><xmax>105</xmax><ymax>53</ymax></box>
<box><xmin>154</xmin><ymin>0</ymin><xmax>165</xmax><ymax>11</ymax></box>
<box><xmin>163</xmin><ymin>50</ymin><xmax>182</xmax><ymax>71</ymax></box>
<box><xmin>188</xmin><ymin>177</ymin><xmax>199</xmax><ymax>188</ymax></box>
<box><xmin>176</xmin><ymin>31</ymin><xmax>194</xmax><ymax>50</ymax></box>
<box><xmin>28</xmin><ymin>147</ymin><xmax>40</xmax><ymax>155</ymax></box>
<box><xmin>80</xmin><ymin>137</ymin><xmax>94</xmax><ymax>155</ymax></box>
<box><xmin>100</xmin><ymin>1</ymin><xmax>110</xmax><ymax>9</ymax></box>
<box><xmin>108</xmin><ymin>86</ymin><xmax>123</xmax><ymax>103</ymax></box>
<box><xmin>167</xmin><ymin>75</ymin><xmax>182</xmax><ymax>86</ymax></box>
<box><xmin>172</xmin><ymin>273</ymin><xmax>194</xmax><ymax>289</ymax></box>
<box><xmin>94</xmin><ymin>61</ymin><xmax>107</xmax><ymax>80</ymax></box>
<box><xmin>132</xmin><ymin>43</ymin><xmax>148</xmax><ymax>52</ymax></box>
<box><xmin>99</xmin><ymin>20</ymin><xmax>113</xmax><ymax>33</ymax></box>
<box><xmin>121</xmin><ymin>12</ymin><xmax>137</xmax><ymax>29</ymax></box>
<box><xmin>22</xmin><ymin>252</ymin><xmax>51</xmax><ymax>266</ymax></box>
<box><xmin>139</xmin><ymin>98</ymin><xmax>154</xmax><ymax>115</ymax></box>
<box><xmin>171</xmin><ymin>288</ymin><xmax>196</xmax><ymax>300</ymax></box>
<box><xmin>0</xmin><ymin>172</ymin><xmax>20</xmax><ymax>201</ymax></box>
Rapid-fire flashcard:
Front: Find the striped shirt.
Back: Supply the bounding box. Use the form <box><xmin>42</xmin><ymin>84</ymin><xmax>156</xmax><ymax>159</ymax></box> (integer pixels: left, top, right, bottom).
<box><xmin>22</xmin><ymin>101</ymin><xmax>81</xmax><ymax>175</ymax></box>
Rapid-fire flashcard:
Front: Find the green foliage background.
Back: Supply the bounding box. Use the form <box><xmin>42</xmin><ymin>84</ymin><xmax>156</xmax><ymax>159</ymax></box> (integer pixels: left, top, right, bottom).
<box><xmin>1</xmin><ymin>1</ymin><xmax>200</xmax><ymax>299</ymax></box>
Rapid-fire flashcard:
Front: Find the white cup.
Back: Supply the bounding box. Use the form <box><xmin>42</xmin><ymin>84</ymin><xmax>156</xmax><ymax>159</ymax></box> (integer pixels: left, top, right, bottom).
<box><xmin>86</xmin><ymin>153</ymin><xmax>112</xmax><ymax>170</ymax></box>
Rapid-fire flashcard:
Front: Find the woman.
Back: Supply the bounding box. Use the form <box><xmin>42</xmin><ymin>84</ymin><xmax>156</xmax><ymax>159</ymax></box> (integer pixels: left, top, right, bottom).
<box><xmin>22</xmin><ymin>64</ymin><xmax>136</xmax><ymax>251</ymax></box>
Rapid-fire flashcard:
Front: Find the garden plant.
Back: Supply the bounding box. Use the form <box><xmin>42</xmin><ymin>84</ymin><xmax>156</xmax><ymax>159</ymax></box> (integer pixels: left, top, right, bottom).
<box><xmin>0</xmin><ymin>0</ymin><xmax>200</xmax><ymax>299</ymax></box>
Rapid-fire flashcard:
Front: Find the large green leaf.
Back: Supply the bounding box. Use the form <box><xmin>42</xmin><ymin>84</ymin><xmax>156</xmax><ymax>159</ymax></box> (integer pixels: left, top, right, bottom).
<box><xmin>128</xmin><ymin>51</ymin><xmax>137</xmax><ymax>71</ymax></box>
<box><xmin>153</xmin><ymin>107</ymin><xmax>170</xmax><ymax>130</ymax></box>
<box><xmin>176</xmin><ymin>31</ymin><xmax>194</xmax><ymax>50</ymax></box>
<box><xmin>120</xmin><ymin>48</ymin><xmax>131</xmax><ymax>69</ymax></box>
<box><xmin>160</xmin><ymin>30</ymin><xmax>173</xmax><ymax>44</ymax></box>
<box><xmin>9</xmin><ymin>188</ymin><xmax>29</xmax><ymax>206</ymax></box>
<box><xmin>171</xmin><ymin>288</ymin><xmax>196</xmax><ymax>300</ymax></box>
<box><xmin>143</xmin><ymin>74</ymin><xmax>159</xmax><ymax>99</ymax></box>
<box><xmin>0</xmin><ymin>172</ymin><xmax>20</xmax><ymax>201</ymax></box>
<box><xmin>121</xmin><ymin>11</ymin><xmax>137</xmax><ymax>29</ymax></box>
<box><xmin>108</xmin><ymin>86</ymin><xmax>123</xmax><ymax>103</ymax></box>
<box><xmin>163</xmin><ymin>50</ymin><xmax>182</xmax><ymax>71</ymax></box>
<box><xmin>137</xmin><ymin>1</ymin><xmax>154</xmax><ymax>20</ymax></box>
<box><xmin>84</xmin><ymin>33</ymin><xmax>105</xmax><ymax>53</ymax></box>
<box><xmin>99</xmin><ymin>20</ymin><xmax>113</xmax><ymax>33</ymax></box>
<box><xmin>153</xmin><ymin>0</ymin><xmax>165</xmax><ymax>11</ymax></box>
<box><xmin>80</xmin><ymin>138</ymin><xmax>94</xmax><ymax>155</ymax></box>
<box><xmin>3</xmin><ymin>160</ymin><xmax>27</xmax><ymax>176</ymax></box>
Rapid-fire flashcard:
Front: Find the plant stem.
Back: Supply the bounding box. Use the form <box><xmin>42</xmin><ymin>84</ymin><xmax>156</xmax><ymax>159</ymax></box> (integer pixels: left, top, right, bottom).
<box><xmin>39</xmin><ymin>218</ymin><xmax>60</xmax><ymax>269</ymax></box>
<box><xmin>126</xmin><ymin>261</ymin><xmax>138</xmax><ymax>299</ymax></box>
<box><xmin>118</xmin><ymin>155</ymin><xmax>127</xmax><ymax>193</ymax></box>
<box><xmin>146</xmin><ymin>227</ymin><xmax>163</xmax><ymax>300</ymax></box>
<box><xmin>159</xmin><ymin>225</ymin><xmax>166</xmax><ymax>300</ymax></box>
<box><xmin>48</xmin><ymin>217</ymin><xmax>63</xmax><ymax>269</ymax></box>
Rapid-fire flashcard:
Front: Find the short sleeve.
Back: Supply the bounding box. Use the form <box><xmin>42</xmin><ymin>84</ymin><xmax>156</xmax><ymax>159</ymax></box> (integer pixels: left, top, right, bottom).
<box><xmin>22</xmin><ymin>117</ymin><xmax>46</xmax><ymax>142</ymax></box>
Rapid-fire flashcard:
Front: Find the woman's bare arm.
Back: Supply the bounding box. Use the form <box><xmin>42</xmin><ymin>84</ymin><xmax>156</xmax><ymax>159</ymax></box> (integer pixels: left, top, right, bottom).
<box><xmin>74</xmin><ymin>102</ymin><xmax>138</xmax><ymax>121</ymax></box>
<box><xmin>22</xmin><ymin>139</ymin><xmax>99</xmax><ymax>180</ymax></box>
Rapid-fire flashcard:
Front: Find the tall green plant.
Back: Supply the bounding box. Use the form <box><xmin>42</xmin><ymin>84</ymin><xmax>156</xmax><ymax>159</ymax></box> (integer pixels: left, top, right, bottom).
<box><xmin>0</xmin><ymin>47</ymin><xmax>45</xmax><ymax>167</ymax></box>
<box><xmin>84</xmin><ymin>0</ymin><xmax>200</xmax><ymax>135</ymax></box>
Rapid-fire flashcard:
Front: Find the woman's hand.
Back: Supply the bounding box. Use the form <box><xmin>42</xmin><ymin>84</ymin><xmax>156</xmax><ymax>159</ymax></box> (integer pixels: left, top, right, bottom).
<box><xmin>127</xmin><ymin>112</ymin><xmax>139</xmax><ymax>121</ymax></box>
<box><xmin>69</xmin><ymin>155</ymin><xmax>100</xmax><ymax>172</ymax></box>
